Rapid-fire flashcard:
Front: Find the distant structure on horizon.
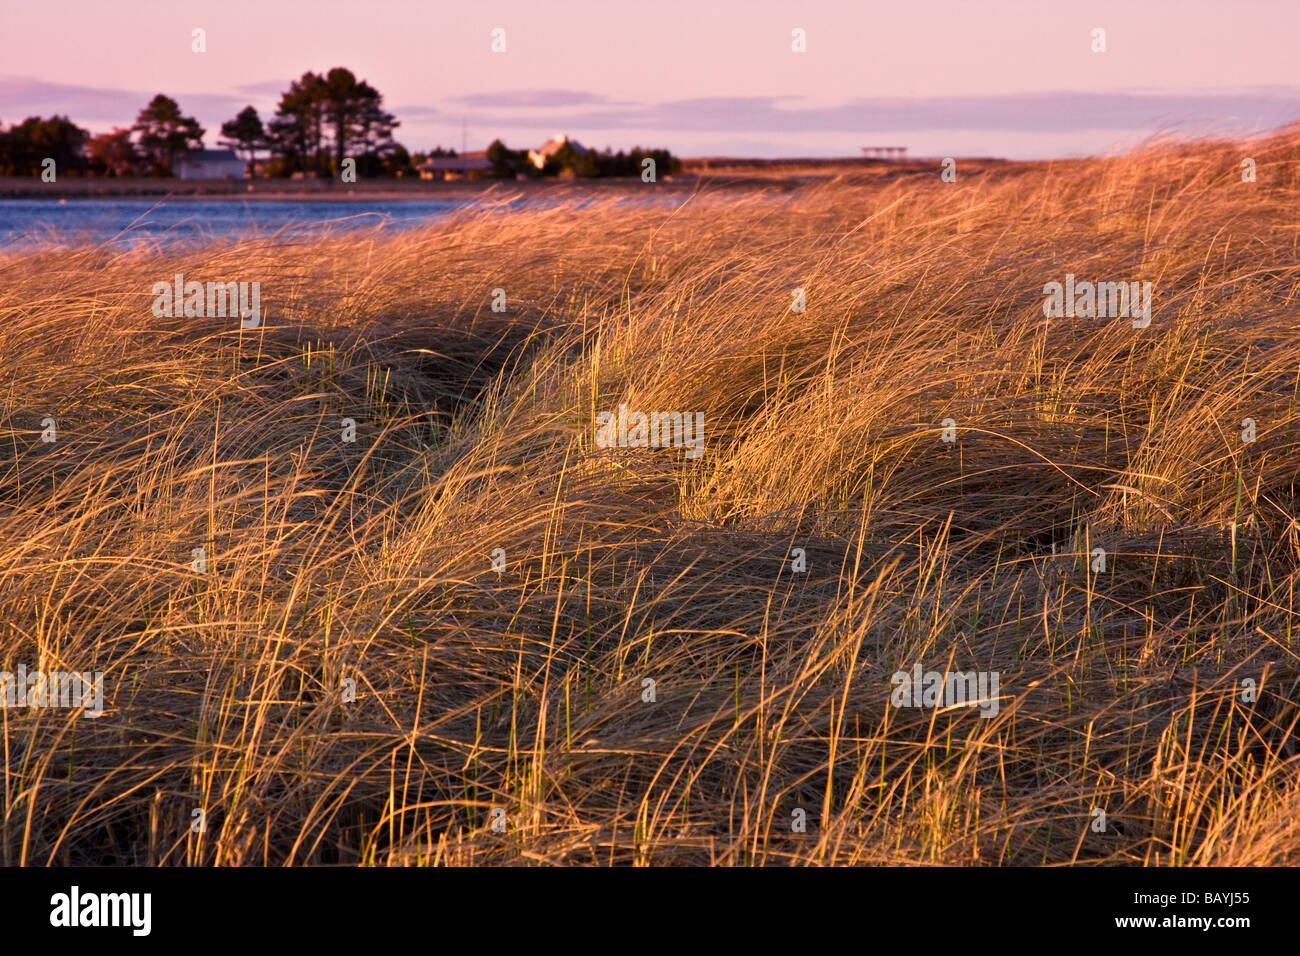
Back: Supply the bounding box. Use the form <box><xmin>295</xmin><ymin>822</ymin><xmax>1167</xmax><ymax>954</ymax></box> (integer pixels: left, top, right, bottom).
<box><xmin>529</xmin><ymin>133</ymin><xmax>587</xmax><ymax>170</ymax></box>
<box><xmin>861</xmin><ymin>146</ymin><xmax>908</xmax><ymax>161</ymax></box>
<box><xmin>417</xmin><ymin>152</ymin><xmax>492</xmax><ymax>180</ymax></box>
<box><xmin>175</xmin><ymin>149</ymin><xmax>246</xmax><ymax>180</ymax></box>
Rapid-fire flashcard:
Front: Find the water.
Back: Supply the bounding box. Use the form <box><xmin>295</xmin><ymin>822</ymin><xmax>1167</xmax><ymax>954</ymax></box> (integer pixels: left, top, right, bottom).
<box><xmin>0</xmin><ymin>195</ymin><xmax>668</xmax><ymax>251</ymax></box>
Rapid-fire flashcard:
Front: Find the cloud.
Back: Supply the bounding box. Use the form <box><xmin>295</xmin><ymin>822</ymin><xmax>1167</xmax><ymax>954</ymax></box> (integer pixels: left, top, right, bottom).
<box><xmin>0</xmin><ymin>75</ymin><xmax>254</xmax><ymax>126</ymax></box>
<box><xmin>448</xmin><ymin>89</ymin><xmax>621</xmax><ymax>109</ymax></box>
<box><xmin>232</xmin><ymin>79</ymin><xmax>294</xmax><ymax>97</ymax></box>
<box><xmin>389</xmin><ymin>104</ymin><xmax>442</xmax><ymax>119</ymax></box>
<box><xmin>462</xmin><ymin>89</ymin><xmax>1300</xmax><ymax>135</ymax></box>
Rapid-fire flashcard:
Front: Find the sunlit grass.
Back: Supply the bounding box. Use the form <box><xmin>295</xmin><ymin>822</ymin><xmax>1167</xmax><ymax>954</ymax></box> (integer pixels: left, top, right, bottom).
<box><xmin>2</xmin><ymin>131</ymin><xmax>1300</xmax><ymax>865</ymax></box>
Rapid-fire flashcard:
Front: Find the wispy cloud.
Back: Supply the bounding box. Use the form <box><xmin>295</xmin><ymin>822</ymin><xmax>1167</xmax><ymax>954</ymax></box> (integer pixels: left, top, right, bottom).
<box><xmin>448</xmin><ymin>90</ymin><xmax>626</xmax><ymax>109</ymax></box>
<box><xmin>0</xmin><ymin>75</ymin><xmax>257</xmax><ymax>126</ymax></box>
<box><xmin>232</xmin><ymin>79</ymin><xmax>293</xmax><ymax>97</ymax></box>
<box><xmin>389</xmin><ymin>104</ymin><xmax>442</xmax><ymax>119</ymax></box>
<box><xmin>458</xmin><ymin>88</ymin><xmax>1300</xmax><ymax>135</ymax></box>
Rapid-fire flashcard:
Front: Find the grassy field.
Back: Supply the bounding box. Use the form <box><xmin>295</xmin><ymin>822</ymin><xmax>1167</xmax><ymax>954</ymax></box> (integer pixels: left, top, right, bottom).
<box><xmin>2</xmin><ymin>129</ymin><xmax>1300</xmax><ymax>866</ymax></box>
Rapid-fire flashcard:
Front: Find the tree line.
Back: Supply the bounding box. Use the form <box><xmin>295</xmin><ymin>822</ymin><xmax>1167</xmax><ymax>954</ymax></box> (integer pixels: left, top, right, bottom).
<box><xmin>0</xmin><ymin>67</ymin><xmax>679</xmax><ymax>180</ymax></box>
<box><xmin>485</xmin><ymin>140</ymin><xmax>682</xmax><ymax>179</ymax></box>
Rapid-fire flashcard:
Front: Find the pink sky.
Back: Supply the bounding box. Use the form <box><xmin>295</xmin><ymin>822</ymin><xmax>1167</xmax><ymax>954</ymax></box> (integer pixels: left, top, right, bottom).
<box><xmin>2</xmin><ymin>0</ymin><xmax>1297</xmax><ymax>158</ymax></box>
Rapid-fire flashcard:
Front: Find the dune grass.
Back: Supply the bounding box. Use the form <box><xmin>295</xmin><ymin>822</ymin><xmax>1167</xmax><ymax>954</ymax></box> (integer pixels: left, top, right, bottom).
<box><xmin>2</xmin><ymin>131</ymin><xmax>1300</xmax><ymax>865</ymax></box>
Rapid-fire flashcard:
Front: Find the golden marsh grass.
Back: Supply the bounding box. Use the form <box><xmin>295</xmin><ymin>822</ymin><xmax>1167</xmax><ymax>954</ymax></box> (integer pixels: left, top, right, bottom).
<box><xmin>3</xmin><ymin>130</ymin><xmax>1300</xmax><ymax>865</ymax></box>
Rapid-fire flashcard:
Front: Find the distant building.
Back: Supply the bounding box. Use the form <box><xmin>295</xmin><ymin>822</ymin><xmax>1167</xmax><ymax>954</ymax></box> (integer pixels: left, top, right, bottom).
<box><xmin>528</xmin><ymin>134</ymin><xmax>587</xmax><ymax>170</ymax></box>
<box><xmin>175</xmin><ymin>149</ymin><xmax>247</xmax><ymax>180</ymax></box>
<box><xmin>416</xmin><ymin>152</ymin><xmax>492</xmax><ymax>180</ymax></box>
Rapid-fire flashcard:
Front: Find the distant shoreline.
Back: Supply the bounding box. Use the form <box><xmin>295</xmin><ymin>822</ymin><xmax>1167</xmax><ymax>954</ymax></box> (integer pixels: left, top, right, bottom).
<box><xmin>0</xmin><ymin>159</ymin><xmax>1014</xmax><ymax>200</ymax></box>
<box><xmin>0</xmin><ymin>176</ymin><xmax>665</xmax><ymax>201</ymax></box>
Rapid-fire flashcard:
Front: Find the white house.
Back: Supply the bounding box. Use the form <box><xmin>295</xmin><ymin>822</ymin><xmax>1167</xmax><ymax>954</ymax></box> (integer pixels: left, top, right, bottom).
<box><xmin>175</xmin><ymin>149</ymin><xmax>246</xmax><ymax>180</ymax></box>
<box><xmin>528</xmin><ymin>134</ymin><xmax>587</xmax><ymax>170</ymax></box>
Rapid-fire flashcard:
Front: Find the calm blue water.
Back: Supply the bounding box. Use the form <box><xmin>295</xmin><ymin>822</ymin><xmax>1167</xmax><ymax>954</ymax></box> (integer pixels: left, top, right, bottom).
<box><xmin>0</xmin><ymin>195</ymin><xmax>661</xmax><ymax>250</ymax></box>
